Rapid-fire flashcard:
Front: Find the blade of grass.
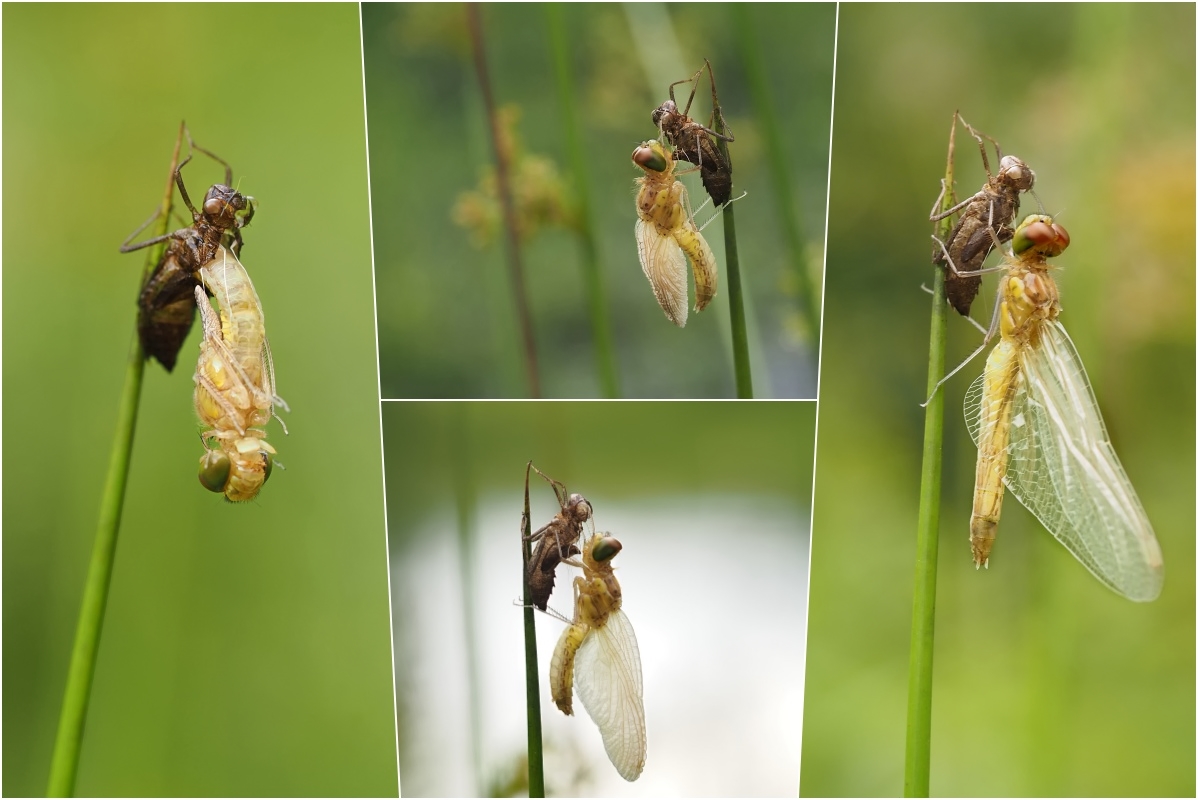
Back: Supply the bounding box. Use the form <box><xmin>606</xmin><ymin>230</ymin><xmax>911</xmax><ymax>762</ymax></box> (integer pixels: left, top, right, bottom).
<box><xmin>521</xmin><ymin>462</ymin><xmax>546</xmax><ymax>797</ymax></box>
<box><xmin>545</xmin><ymin>4</ymin><xmax>620</xmax><ymax>399</ymax></box>
<box><xmin>47</xmin><ymin>122</ymin><xmax>184</xmax><ymax>798</ymax></box>
<box><xmin>467</xmin><ymin>3</ymin><xmax>542</xmax><ymax>398</ymax></box>
<box><xmin>732</xmin><ymin>4</ymin><xmax>819</xmax><ymax>340</ymax></box>
<box><xmin>709</xmin><ymin>68</ymin><xmax>753</xmax><ymax>398</ymax></box>
<box><xmin>904</xmin><ymin>114</ymin><xmax>957</xmax><ymax>798</ymax></box>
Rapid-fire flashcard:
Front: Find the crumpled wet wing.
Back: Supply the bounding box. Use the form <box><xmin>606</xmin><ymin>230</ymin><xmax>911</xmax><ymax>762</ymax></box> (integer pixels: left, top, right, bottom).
<box><xmin>575</xmin><ymin>609</ymin><xmax>646</xmax><ymax>781</ymax></box>
<box><xmin>966</xmin><ymin>322</ymin><xmax>1164</xmax><ymax>601</ymax></box>
<box><xmin>635</xmin><ymin>218</ymin><xmax>688</xmax><ymax>326</ymax></box>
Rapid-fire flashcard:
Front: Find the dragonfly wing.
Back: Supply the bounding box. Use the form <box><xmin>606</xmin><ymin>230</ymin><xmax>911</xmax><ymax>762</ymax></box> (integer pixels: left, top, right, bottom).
<box><xmin>635</xmin><ymin>217</ymin><xmax>688</xmax><ymax>326</ymax></box>
<box><xmin>575</xmin><ymin>609</ymin><xmax>646</xmax><ymax>781</ymax></box>
<box><xmin>980</xmin><ymin>321</ymin><xmax>1164</xmax><ymax>600</ymax></box>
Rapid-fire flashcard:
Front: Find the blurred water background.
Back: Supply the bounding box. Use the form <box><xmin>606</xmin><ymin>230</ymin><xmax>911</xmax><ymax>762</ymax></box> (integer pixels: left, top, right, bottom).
<box><xmin>383</xmin><ymin>401</ymin><xmax>813</xmax><ymax>796</ymax></box>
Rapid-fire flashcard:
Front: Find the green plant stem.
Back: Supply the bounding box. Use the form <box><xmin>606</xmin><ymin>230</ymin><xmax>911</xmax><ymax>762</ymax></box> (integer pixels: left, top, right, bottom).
<box><xmin>545</xmin><ymin>4</ymin><xmax>620</xmax><ymax>399</ymax></box>
<box><xmin>711</xmin><ymin>79</ymin><xmax>752</xmax><ymax>398</ymax></box>
<box><xmin>47</xmin><ymin>123</ymin><xmax>183</xmax><ymax>798</ymax></box>
<box><xmin>466</xmin><ymin>3</ymin><xmax>542</xmax><ymax>398</ymax></box>
<box><xmin>732</xmin><ymin>4</ymin><xmax>818</xmax><ymax>340</ymax></box>
<box><xmin>521</xmin><ymin>462</ymin><xmax>546</xmax><ymax>798</ymax></box>
<box><xmin>904</xmin><ymin>116</ymin><xmax>957</xmax><ymax>798</ymax></box>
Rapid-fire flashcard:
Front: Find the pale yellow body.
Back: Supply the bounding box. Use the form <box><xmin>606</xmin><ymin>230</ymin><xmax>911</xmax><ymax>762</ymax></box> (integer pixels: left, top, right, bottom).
<box><xmin>193</xmin><ymin>246</ymin><xmax>285</xmax><ymax>502</ymax></box>
<box><xmin>633</xmin><ymin>140</ymin><xmax>717</xmax><ymax>327</ymax></box>
<box><xmin>964</xmin><ymin>215</ymin><xmax>1163</xmax><ymax>601</ymax></box>
<box><xmin>548</xmin><ymin>534</ymin><xmax>646</xmax><ymax>781</ymax></box>
<box><xmin>970</xmin><ymin>264</ymin><xmax>1058</xmax><ymax>566</ymax></box>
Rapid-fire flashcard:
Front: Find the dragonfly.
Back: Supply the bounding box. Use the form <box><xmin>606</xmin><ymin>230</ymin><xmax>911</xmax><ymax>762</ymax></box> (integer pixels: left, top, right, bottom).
<box><xmin>651</xmin><ymin>58</ymin><xmax>734</xmax><ymax>208</ymax></box>
<box><xmin>549</xmin><ymin>533</ymin><xmax>646</xmax><ymax>782</ymax></box>
<box><xmin>957</xmin><ymin>214</ymin><xmax>1163</xmax><ymax>601</ymax></box>
<box><xmin>632</xmin><ymin>139</ymin><xmax>718</xmax><ymax>327</ymax></box>
<box><xmin>930</xmin><ymin>114</ymin><xmax>1035</xmax><ymax>317</ymax></box>
<box><xmin>122</xmin><ymin>132</ymin><xmax>255</xmax><ymax>371</ymax></box>
<box><xmin>194</xmin><ymin>245</ymin><xmax>287</xmax><ymax>502</ymax></box>
<box><xmin>524</xmin><ymin>465</ymin><xmax>593</xmax><ymax>611</ymax></box>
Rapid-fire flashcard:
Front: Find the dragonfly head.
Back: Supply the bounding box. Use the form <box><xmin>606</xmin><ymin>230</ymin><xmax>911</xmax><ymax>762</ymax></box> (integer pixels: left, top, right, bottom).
<box><xmin>202</xmin><ymin>185</ymin><xmax>255</xmax><ymax>230</ymax></box>
<box><xmin>632</xmin><ymin>141</ymin><xmax>670</xmax><ymax>174</ymax></box>
<box><xmin>590</xmin><ymin>535</ymin><xmax>622</xmax><ymax>564</ymax></box>
<box><xmin>651</xmin><ymin>100</ymin><xmax>676</xmax><ymax>128</ymax></box>
<box><xmin>568</xmin><ymin>492</ymin><xmax>593</xmax><ymax>521</ymax></box>
<box><xmin>998</xmin><ymin>155</ymin><xmax>1035</xmax><ymax>192</ymax></box>
<box><xmin>198</xmin><ymin>449</ymin><xmax>231</xmax><ymax>493</ymax></box>
<box><xmin>1013</xmin><ymin>214</ymin><xmax>1069</xmax><ymax>257</ymax></box>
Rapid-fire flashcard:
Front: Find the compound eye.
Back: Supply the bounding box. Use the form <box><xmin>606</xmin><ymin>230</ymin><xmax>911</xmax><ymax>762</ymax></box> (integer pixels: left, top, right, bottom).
<box><xmin>1013</xmin><ymin>215</ymin><xmax>1068</xmax><ymax>256</ymax></box>
<box><xmin>262</xmin><ymin>451</ymin><xmax>274</xmax><ymax>484</ymax></box>
<box><xmin>203</xmin><ymin>196</ymin><xmax>225</xmax><ymax>216</ymax></box>
<box><xmin>632</xmin><ymin>144</ymin><xmax>668</xmax><ymax>173</ymax></box>
<box><xmin>591</xmin><ymin>536</ymin><xmax>622</xmax><ymax>563</ymax></box>
<box><xmin>199</xmin><ymin>450</ymin><xmax>231</xmax><ymax>493</ymax></box>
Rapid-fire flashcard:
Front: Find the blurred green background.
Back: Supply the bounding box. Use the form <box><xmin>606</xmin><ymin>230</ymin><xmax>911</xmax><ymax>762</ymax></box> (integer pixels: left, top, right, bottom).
<box><xmin>801</xmin><ymin>4</ymin><xmax>1195</xmax><ymax>797</ymax></box>
<box><xmin>382</xmin><ymin>402</ymin><xmax>813</xmax><ymax>796</ymax></box>
<box><xmin>3</xmin><ymin>5</ymin><xmax>397</xmax><ymax>796</ymax></box>
<box><xmin>362</xmin><ymin>3</ymin><xmax>834</xmax><ymax>398</ymax></box>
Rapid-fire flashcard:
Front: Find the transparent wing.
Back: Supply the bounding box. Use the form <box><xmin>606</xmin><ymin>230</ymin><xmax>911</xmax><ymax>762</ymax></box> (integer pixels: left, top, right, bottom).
<box><xmin>635</xmin><ymin>218</ymin><xmax>688</xmax><ymax>326</ymax></box>
<box><xmin>966</xmin><ymin>322</ymin><xmax>1163</xmax><ymax>600</ymax></box>
<box><xmin>575</xmin><ymin>609</ymin><xmax>646</xmax><ymax>781</ymax></box>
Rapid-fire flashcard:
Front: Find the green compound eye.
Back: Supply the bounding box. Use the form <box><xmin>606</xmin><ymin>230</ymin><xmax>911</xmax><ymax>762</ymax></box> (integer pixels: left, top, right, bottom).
<box><xmin>592</xmin><ymin>536</ymin><xmax>623</xmax><ymax>563</ymax></box>
<box><xmin>199</xmin><ymin>450</ymin><xmax>231</xmax><ymax>493</ymax></box>
<box><xmin>632</xmin><ymin>143</ymin><xmax>668</xmax><ymax>173</ymax></box>
<box><xmin>1013</xmin><ymin>215</ymin><xmax>1069</xmax><ymax>257</ymax></box>
<box><xmin>262</xmin><ymin>451</ymin><xmax>274</xmax><ymax>484</ymax></box>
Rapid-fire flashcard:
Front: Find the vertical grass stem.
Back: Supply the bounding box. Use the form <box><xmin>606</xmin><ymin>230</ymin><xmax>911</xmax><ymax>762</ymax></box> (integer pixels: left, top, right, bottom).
<box><xmin>709</xmin><ymin>67</ymin><xmax>753</xmax><ymax>398</ymax></box>
<box><xmin>521</xmin><ymin>462</ymin><xmax>546</xmax><ymax>797</ymax></box>
<box><xmin>545</xmin><ymin>4</ymin><xmax>620</xmax><ymax>399</ymax></box>
<box><xmin>467</xmin><ymin>4</ymin><xmax>542</xmax><ymax>398</ymax></box>
<box><xmin>47</xmin><ymin>123</ymin><xmax>184</xmax><ymax>797</ymax></box>
<box><xmin>903</xmin><ymin>115</ymin><xmax>957</xmax><ymax>797</ymax></box>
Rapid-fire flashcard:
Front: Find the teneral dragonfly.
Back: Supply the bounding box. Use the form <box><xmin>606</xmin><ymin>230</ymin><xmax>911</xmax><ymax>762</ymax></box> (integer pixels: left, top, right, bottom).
<box><xmin>632</xmin><ymin>139</ymin><xmax>718</xmax><ymax>327</ymax></box>
<box><xmin>963</xmin><ymin>214</ymin><xmax>1163</xmax><ymax>600</ymax></box>
<box><xmin>194</xmin><ymin>246</ymin><xmax>287</xmax><ymax>502</ymax></box>
<box><xmin>550</xmin><ymin>533</ymin><xmax>646</xmax><ymax>781</ymax></box>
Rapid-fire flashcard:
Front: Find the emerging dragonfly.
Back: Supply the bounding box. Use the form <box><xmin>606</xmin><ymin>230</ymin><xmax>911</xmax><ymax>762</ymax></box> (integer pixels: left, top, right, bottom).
<box><xmin>632</xmin><ymin>139</ymin><xmax>718</xmax><ymax>327</ymax></box>
<box><xmin>524</xmin><ymin>465</ymin><xmax>593</xmax><ymax>611</ymax></box>
<box><xmin>122</xmin><ymin>132</ymin><xmax>255</xmax><ymax>371</ymax></box>
<box><xmin>194</xmin><ymin>246</ymin><xmax>287</xmax><ymax>502</ymax></box>
<box><xmin>550</xmin><ymin>533</ymin><xmax>646</xmax><ymax>782</ymax></box>
<box><xmin>954</xmin><ymin>214</ymin><xmax>1163</xmax><ymax>601</ymax></box>
<box><xmin>651</xmin><ymin>58</ymin><xmax>734</xmax><ymax>208</ymax></box>
<box><xmin>930</xmin><ymin>114</ymin><xmax>1035</xmax><ymax>317</ymax></box>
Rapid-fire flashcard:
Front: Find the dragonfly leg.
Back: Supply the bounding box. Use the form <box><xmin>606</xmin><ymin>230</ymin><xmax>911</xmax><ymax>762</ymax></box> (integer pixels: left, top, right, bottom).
<box><xmin>930</xmin><ymin>189</ymin><xmax>985</xmax><ymax>223</ymax></box>
<box><xmin>956</xmin><ymin>113</ymin><xmax>1001</xmax><ymax>176</ymax></box>
<box><xmin>932</xmin><ymin>233</ymin><xmax>1007</xmax><ymax>278</ymax></box>
<box><xmin>703</xmin><ymin>58</ymin><xmax>735</xmax><ymax>142</ymax></box>
<box><xmin>530</xmin><ymin>464</ymin><xmax>570</xmax><ymax>509</ymax></box>
<box><xmin>921</xmin><ymin>288</ymin><xmax>1003</xmax><ymax>407</ymax></box>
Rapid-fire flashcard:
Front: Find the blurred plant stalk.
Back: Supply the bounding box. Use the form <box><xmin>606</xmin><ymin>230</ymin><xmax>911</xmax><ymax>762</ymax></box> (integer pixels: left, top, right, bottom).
<box><xmin>466</xmin><ymin>3</ymin><xmax>542</xmax><ymax>398</ymax></box>
<box><xmin>47</xmin><ymin>124</ymin><xmax>184</xmax><ymax>797</ymax></box>
<box><xmin>905</xmin><ymin>115</ymin><xmax>956</xmax><ymax>797</ymax></box>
